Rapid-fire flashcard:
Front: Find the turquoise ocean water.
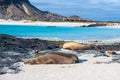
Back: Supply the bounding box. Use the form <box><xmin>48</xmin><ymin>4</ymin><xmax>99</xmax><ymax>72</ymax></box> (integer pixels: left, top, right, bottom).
<box><xmin>0</xmin><ymin>25</ymin><xmax>120</xmax><ymax>41</ymax></box>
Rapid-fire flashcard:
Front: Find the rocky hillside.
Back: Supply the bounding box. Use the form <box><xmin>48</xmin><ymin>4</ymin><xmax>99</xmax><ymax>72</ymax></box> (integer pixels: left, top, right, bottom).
<box><xmin>0</xmin><ymin>0</ymin><xmax>91</xmax><ymax>21</ymax></box>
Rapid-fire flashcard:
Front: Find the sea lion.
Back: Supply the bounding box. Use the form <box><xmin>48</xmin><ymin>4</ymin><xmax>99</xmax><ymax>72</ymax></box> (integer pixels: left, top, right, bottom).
<box><xmin>48</xmin><ymin>52</ymin><xmax>79</xmax><ymax>63</ymax></box>
<box><xmin>62</xmin><ymin>42</ymin><xmax>91</xmax><ymax>50</ymax></box>
<box><xmin>24</xmin><ymin>59</ymin><xmax>37</xmax><ymax>64</ymax></box>
<box><xmin>25</xmin><ymin>52</ymin><xmax>79</xmax><ymax>64</ymax></box>
<box><xmin>106</xmin><ymin>50</ymin><xmax>117</xmax><ymax>56</ymax></box>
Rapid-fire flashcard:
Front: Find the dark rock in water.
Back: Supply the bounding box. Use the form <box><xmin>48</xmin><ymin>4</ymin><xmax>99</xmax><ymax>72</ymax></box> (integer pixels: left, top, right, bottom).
<box><xmin>87</xmin><ymin>23</ymin><xmax>107</xmax><ymax>27</ymax></box>
<box><xmin>0</xmin><ymin>34</ymin><xmax>59</xmax><ymax>53</ymax></box>
<box><xmin>0</xmin><ymin>34</ymin><xmax>60</xmax><ymax>56</ymax></box>
<box><xmin>0</xmin><ymin>0</ymin><xmax>91</xmax><ymax>22</ymax></box>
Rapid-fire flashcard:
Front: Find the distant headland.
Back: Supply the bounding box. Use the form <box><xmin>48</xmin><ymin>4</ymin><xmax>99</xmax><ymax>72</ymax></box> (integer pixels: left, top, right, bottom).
<box><xmin>0</xmin><ymin>0</ymin><xmax>120</xmax><ymax>27</ymax></box>
<box><xmin>0</xmin><ymin>0</ymin><xmax>92</xmax><ymax>22</ymax></box>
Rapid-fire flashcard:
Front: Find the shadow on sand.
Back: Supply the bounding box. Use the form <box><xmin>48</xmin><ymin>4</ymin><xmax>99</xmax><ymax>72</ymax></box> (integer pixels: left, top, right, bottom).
<box><xmin>78</xmin><ymin>59</ymin><xmax>88</xmax><ymax>63</ymax></box>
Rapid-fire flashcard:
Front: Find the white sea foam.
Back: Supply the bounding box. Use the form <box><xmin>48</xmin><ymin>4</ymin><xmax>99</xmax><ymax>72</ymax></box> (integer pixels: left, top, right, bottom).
<box><xmin>17</xmin><ymin>36</ymin><xmax>120</xmax><ymax>45</ymax></box>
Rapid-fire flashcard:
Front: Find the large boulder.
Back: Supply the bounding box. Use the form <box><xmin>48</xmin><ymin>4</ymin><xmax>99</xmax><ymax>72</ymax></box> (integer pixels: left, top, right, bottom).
<box><xmin>62</xmin><ymin>42</ymin><xmax>91</xmax><ymax>50</ymax></box>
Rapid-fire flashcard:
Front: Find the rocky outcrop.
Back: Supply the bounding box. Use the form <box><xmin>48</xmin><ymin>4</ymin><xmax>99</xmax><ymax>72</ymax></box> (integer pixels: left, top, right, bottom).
<box><xmin>0</xmin><ymin>0</ymin><xmax>67</xmax><ymax>21</ymax></box>
<box><xmin>0</xmin><ymin>34</ymin><xmax>59</xmax><ymax>53</ymax></box>
<box><xmin>0</xmin><ymin>0</ymin><xmax>91</xmax><ymax>21</ymax></box>
<box><xmin>67</xmin><ymin>15</ymin><xmax>91</xmax><ymax>22</ymax></box>
<box><xmin>1</xmin><ymin>34</ymin><xmax>120</xmax><ymax>74</ymax></box>
<box><xmin>0</xmin><ymin>34</ymin><xmax>60</xmax><ymax>74</ymax></box>
<box><xmin>91</xmin><ymin>44</ymin><xmax>120</xmax><ymax>52</ymax></box>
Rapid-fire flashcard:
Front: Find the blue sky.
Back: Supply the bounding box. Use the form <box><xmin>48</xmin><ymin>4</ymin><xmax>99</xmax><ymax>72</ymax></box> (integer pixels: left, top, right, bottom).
<box><xmin>29</xmin><ymin>0</ymin><xmax>120</xmax><ymax>21</ymax></box>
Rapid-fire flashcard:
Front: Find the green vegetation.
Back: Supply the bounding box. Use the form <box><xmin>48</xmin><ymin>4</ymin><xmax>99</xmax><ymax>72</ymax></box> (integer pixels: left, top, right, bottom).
<box><xmin>30</xmin><ymin>18</ymin><xmax>37</xmax><ymax>22</ymax></box>
<box><xmin>47</xmin><ymin>40</ymin><xmax>65</xmax><ymax>47</ymax></box>
<box><xmin>0</xmin><ymin>34</ymin><xmax>14</xmax><ymax>38</ymax></box>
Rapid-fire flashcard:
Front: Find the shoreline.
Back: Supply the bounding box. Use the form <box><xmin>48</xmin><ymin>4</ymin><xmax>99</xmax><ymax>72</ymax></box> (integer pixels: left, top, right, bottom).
<box><xmin>0</xmin><ymin>34</ymin><xmax>120</xmax><ymax>79</ymax></box>
<box><xmin>0</xmin><ymin>19</ymin><xmax>120</xmax><ymax>28</ymax></box>
<box><xmin>0</xmin><ymin>19</ymin><xmax>95</xmax><ymax>27</ymax></box>
<box><xmin>18</xmin><ymin>36</ymin><xmax>120</xmax><ymax>45</ymax></box>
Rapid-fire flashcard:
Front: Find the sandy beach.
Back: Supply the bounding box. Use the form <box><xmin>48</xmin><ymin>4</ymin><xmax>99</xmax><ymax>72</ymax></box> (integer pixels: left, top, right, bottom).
<box><xmin>0</xmin><ymin>29</ymin><xmax>120</xmax><ymax>80</ymax></box>
<box><xmin>0</xmin><ymin>48</ymin><xmax>120</xmax><ymax>80</ymax></box>
<box><xmin>0</xmin><ymin>60</ymin><xmax>120</xmax><ymax>80</ymax></box>
<box><xmin>0</xmin><ymin>19</ymin><xmax>120</xmax><ymax>28</ymax></box>
<box><xmin>0</xmin><ymin>19</ymin><xmax>94</xmax><ymax>27</ymax></box>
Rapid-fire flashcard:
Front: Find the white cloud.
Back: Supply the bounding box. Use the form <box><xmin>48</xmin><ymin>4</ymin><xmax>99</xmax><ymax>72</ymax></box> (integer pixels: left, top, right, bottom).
<box><xmin>29</xmin><ymin>0</ymin><xmax>120</xmax><ymax>21</ymax></box>
<box><xmin>89</xmin><ymin>0</ymin><xmax>120</xmax><ymax>3</ymax></box>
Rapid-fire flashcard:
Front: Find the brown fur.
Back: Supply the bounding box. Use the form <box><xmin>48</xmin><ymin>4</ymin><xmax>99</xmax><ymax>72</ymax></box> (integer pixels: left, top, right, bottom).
<box><xmin>48</xmin><ymin>52</ymin><xmax>79</xmax><ymax>62</ymax></box>
<box><xmin>24</xmin><ymin>59</ymin><xmax>36</xmax><ymax>64</ymax></box>
<box><xmin>63</xmin><ymin>42</ymin><xmax>91</xmax><ymax>50</ymax></box>
<box><xmin>34</xmin><ymin>53</ymin><xmax>43</xmax><ymax>58</ymax></box>
<box><xmin>24</xmin><ymin>52</ymin><xmax>79</xmax><ymax>64</ymax></box>
<box><xmin>36</xmin><ymin>54</ymin><xmax>74</xmax><ymax>64</ymax></box>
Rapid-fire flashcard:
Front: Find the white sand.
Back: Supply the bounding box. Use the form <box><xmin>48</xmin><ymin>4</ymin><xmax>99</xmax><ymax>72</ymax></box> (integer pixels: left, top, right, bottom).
<box><xmin>0</xmin><ymin>19</ymin><xmax>120</xmax><ymax>28</ymax></box>
<box><xmin>0</xmin><ymin>55</ymin><xmax>120</xmax><ymax>80</ymax></box>
<box><xmin>0</xmin><ymin>19</ymin><xmax>94</xmax><ymax>27</ymax></box>
<box><xmin>0</xmin><ymin>63</ymin><xmax>120</xmax><ymax>80</ymax></box>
